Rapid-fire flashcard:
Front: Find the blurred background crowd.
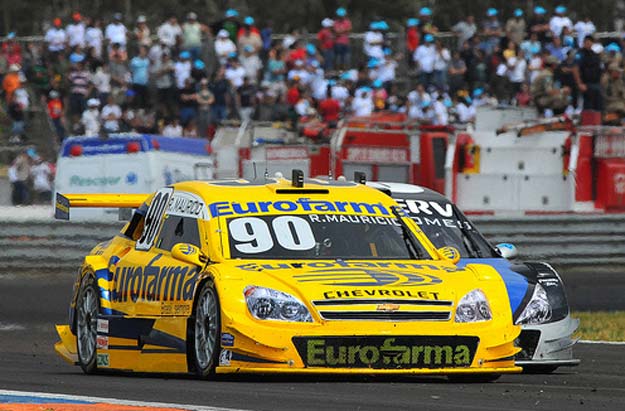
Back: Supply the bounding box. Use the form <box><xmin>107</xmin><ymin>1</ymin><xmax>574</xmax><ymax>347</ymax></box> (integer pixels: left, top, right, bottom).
<box><xmin>3</xmin><ymin>2</ymin><xmax>625</xmax><ymax>204</ymax></box>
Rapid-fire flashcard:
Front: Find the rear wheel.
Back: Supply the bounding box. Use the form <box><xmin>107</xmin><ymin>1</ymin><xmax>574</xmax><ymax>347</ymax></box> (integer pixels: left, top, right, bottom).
<box><xmin>447</xmin><ymin>373</ymin><xmax>501</xmax><ymax>383</ymax></box>
<box><xmin>76</xmin><ymin>274</ymin><xmax>99</xmax><ymax>374</ymax></box>
<box><xmin>189</xmin><ymin>280</ymin><xmax>221</xmax><ymax>378</ymax></box>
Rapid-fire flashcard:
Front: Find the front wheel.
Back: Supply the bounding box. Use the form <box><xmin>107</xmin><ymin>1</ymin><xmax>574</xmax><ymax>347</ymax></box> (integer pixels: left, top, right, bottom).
<box><xmin>76</xmin><ymin>274</ymin><xmax>99</xmax><ymax>374</ymax></box>
<box><xmin>189</xmin><ymin>280</ymin><xmax>221</xmax><ymax>378</ymax></box>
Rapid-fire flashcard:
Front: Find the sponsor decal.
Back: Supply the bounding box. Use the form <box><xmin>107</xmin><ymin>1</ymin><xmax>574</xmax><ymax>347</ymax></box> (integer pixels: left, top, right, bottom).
<box><xmin>235</xmin><ymin>260</ymin><xmax>459</xmax><ymax>273</ymax></box>
<box><xmin>126</xmin><ymin>172</ymin><xmax>138</xmax><ymax>185</ymax></box>
<box><xmin>136</xmin><ymin>187</ymin><xmax>174</xmax><ymax>250</ymax></box>
<box><xmin>395</xmin><ymin>198</ymin><xmax>473</xmax><ymax>230</ymax></box>
<box><xmin>376</xmin><ymin>303</ymin><xmax>400</xmax><ymax>312</ymax></box>
<box><xmin>207</xmin><ymin>198</ymin><xmax>390</xmax><ymax>218</ymax></box>
<box><xmin>322</xmin><ymin>289</ymin><xmax>441</xmax><ymax>300</ymax></box>
<box><xmin>615</xmin><ymin>173</ymin><xmax>625</xmax><ymax>195</ymax></box>
<box><xmin>112</xmin><ymin>254</ymin><xmax>198</xmax><ymax>303</ymax></box>
<box><xmin>294</xmin><ymin>268</ymin><xmax>442</xmax><ymax>287</ymax></box>
<box><xmin>96</xmin><ymin>335</ymin><xmax>109</xmax><ymax>350</ymax></box>
<box><xmin>69</xmin><ymin>175</ymin><xmax>122</xmax><ymax>187</ymax></box>
<box><xmin>265</xmin><ymin>146</ymin><xmax>309</xmax><ymax>160</ymax></box>
<box><xmin>96</xmin><ymin>319</ymin><xmax>109</xmax><ymax>334</ymax></box>
<box><xmin>221</xmin><ymin>333</ymin><xmax>235</xmax><ymax>347</ymax></box>
<box><xmin>167</xmin><ymin>191</ymin><xmax>208</xmax><ymax>219</ymax></box>
<box><xmin>160</xmin><ymin>302</ymin><xmax>192</xmax><ymax>316</ymax></box>
<box><xmin>179</xmin><ymin>244</ymin><xmax>197</xmax><ymax>256</ymax></box>
<box><xmin>308</xmin><ymin>214</ymin><xmax>399</xmax><ymax>226</ymax></box>
<box><xmin>293</xmin><ymin>336</ymin><xmax>478</xmax><ymax>369</ymax></box>
<box><xmin>219</xmin><ymin>349</ymin><xmax>232</xmax><ymax>366</ymax></box>
<box><xmin>96</xmin><ymin>353</ymin><xmax>110</xmax><ymax>367</ymax></box>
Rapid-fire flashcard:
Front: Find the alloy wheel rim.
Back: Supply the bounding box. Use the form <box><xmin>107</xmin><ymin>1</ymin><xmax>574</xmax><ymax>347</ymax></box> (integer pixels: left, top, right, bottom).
<box><xmin>195</xmin><ymin>288</ymin><xmax>218</xmax><ymax>370</ymax></box>
<box><xmin>77</xmin><ymin>286</ymin><xmax>97</xmax><ymax>364</ymax></box>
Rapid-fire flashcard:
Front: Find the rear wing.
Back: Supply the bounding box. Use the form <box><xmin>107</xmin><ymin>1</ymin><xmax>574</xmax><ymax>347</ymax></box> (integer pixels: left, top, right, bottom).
<box><xmin>55</xmin><ymin>193</ymin><xmax>150</xmax><ymax>220</ymax></box>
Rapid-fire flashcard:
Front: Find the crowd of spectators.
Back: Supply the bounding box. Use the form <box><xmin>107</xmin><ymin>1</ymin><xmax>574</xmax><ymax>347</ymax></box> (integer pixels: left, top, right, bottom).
<box><xmin>0</xmin><ymin>5</ymin><xmax>624</xmax><ymax>148</ymax></box>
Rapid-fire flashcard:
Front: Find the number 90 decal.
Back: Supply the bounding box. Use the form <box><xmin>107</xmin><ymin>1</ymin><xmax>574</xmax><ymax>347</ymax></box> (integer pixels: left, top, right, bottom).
<box><xmin>136</xmin><ymin>187</ymin><xmax>174</xmax><ymax>250</ymax></box>
<box><xmin>229</xmin><ymin>216</ymin><xmax>316</xmax><ymax>254</ymax></box>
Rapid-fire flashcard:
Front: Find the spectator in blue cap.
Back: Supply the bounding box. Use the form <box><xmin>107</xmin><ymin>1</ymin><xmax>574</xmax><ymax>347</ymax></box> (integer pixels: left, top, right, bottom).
<box><xmin>550</xmin><ymin>5</ymin><xmax>572</xmax><ymax>38</ymax></box>
<box><xmin>529</xmin><ymin>6</ymin><xmax>550</xmax><ymax>43</ymax></box>
<box><xmin>406</xmin><ymin>18</ymin><xmax>421</xmax><ymax>66</ymax></box>
<box><xmin>481</xmin><ymin>8</ymin><xmax>501</xmax><ymax>54</ymax></box>
<box><xmin>221</xmin><ymin>9</ymin><xmax>240</xmax><ymax>42</ymax></box>
<box><xmin>334</xmin><ymin>7</ymin><xmax>352</xmax><ymax>69</ymax></box>
<box><xmin>364</xmin><ymin>20</ymin><xmax>385</xmax><ymax>60</ymax></box>
<box><xmin>414</xmin><ymin>33</ymin><xmax>436</xmax><ymax>87</ymax></box>
<box><xmin>506</xmin><ymin>9</ymin><xmax>526</xmax><ymax>45</ymax></box>
<box><xmin>419</xmin><ymin>6</ymin><xmax>438</xmax><ymax>34</ymax></box>
<box><xmin>237</xmin><ymin>16</ymin><xmax>262</xmax><ymax>56</ymax></box>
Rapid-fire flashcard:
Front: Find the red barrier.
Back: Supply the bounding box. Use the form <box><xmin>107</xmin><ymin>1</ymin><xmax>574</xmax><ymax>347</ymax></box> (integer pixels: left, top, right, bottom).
<box><xmin>596</xmin><ymin>159</ymin><xmax>625</xmax><ymax>210</ymax></box>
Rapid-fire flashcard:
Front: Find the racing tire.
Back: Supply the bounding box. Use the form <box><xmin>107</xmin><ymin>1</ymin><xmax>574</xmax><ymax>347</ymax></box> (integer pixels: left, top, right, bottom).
<box><xmin>75</xmin><ymin>274</ymin><xmax>99</xmax><ymax>374</ymax></box>
<box><xmin>188</xmin><ymin>280</ymin><xmax>221</xmax><ymax>378</ymax></box>
<box><xmin>447</xmin><ymin>373</ymin><xmax>501</xmax><ymax>383</ymax></box>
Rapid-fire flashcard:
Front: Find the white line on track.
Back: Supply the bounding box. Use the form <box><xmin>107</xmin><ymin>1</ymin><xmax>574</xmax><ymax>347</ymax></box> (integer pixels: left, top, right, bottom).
<box><xmin>0</xmin><ymin>389</ymin><xmax>248</xmax><ymax>411</ymax></box>
<box><xmin>579</xmin><ymin>339</ymin><xmax>625</xmax><ymax>345</ymax></box>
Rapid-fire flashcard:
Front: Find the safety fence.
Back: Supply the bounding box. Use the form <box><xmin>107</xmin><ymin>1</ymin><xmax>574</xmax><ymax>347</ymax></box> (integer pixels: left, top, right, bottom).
<box><xmin>0</xmin><ymin>211</ymin><xmax>623</xmax><ymax>274</ymax></box>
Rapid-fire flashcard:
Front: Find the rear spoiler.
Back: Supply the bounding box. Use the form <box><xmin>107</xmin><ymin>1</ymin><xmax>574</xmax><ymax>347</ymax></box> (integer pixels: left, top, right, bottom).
<box><xmin>55</xmin><ymin>193</ymin><xmax>150</xmax><ymax>220</ymax></box>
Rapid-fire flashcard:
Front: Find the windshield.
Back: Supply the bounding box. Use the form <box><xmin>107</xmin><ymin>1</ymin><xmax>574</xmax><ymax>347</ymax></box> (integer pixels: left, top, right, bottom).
<box><xmin>225</xmin><ymin>213</ymin><xmax>431</xmax><ymax>260</ymax></box>
<box><xmin>394</xmin><ymin>197</ymin><xmax>498</xmax><ymax>258</ymax></box>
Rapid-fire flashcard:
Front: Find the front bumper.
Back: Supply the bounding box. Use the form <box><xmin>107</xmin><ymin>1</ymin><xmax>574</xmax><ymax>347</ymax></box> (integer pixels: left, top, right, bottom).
<box><xmin>217</xmin><ymin>315</ymin><xmax>521</xmax><ymax>375</ymax></box>
<box><xmin>515</xmin><ymin>315</ymin><xmax>580</xmax><ymax>368</ymax></box>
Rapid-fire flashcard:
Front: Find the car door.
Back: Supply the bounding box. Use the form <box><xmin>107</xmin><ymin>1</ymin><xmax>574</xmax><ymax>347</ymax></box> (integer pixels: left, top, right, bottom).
<box><xmin>109</xmin><ymin>187</ymin><xmax>201</xmax><ymax>317</ymax></box>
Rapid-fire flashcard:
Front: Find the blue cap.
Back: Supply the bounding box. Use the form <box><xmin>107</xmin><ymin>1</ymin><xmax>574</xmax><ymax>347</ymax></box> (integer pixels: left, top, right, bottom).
<box><xmin>424</xmin><ymin>33</ymin><xmax>434</xmax><ymax>42</ymax></box>
<box><xmin>563</xmin><ymin>36</ymin><xmax>574</xmax><ymax>47</ymax></box>
<box><xmin>465</xmin><ymin>96</ymin><xmax>473</xmax><ymax>104</ymax></box>
<box><xmin>369</xmin><ymin>21</ymin><xmax>380</xmax><ymax>30</ymax></box>
<box><xmin>359</xmin><ymin>86</ymin><xmax>372</xmax><ymax>93</ymax></box>
<box><xmin>310</xmin><ymin>60</ymin><xmax>320</xmax><ymax>68</ymax></box>
<box><xmin>473</xmin><ymin>88</ymin><xmax>484</xmax><ymax>97</ymax></box>
<box><xmin>384</xmin><ymin>47</ymin><xmax>392</xmax><ymax>56</ymax></box>
<box><xmin>407</xmin><ymin>18</ymin><xmax>420</xmax><ymax>27</ymax></box>
<box><xmin>419</xmin><ymin>7</ymin><xmax>432</xmax><ymax>16</ymax></box>
<box><xmin>336</xmin><ymin>7</ymin><xmax>346</xmax><ymax>17</ymax></box>
<box><xmin>179</xmin><ymin>51</ymin><xmax>191</xmax><ymax>59</ymax></box>
<box><xmin>443</xmin><ymin>98</ymin><xmax>453</xmax><ymax>108</ymax></box>
<box><xmin>244</xmin><ymin>16</ymin><xmax>254</xmax><ymax>25</ymax></box>
<box><xmin>514</xmin><ymin>8</ymin><xmax>523</xmax><ymax>17</ymax></box>
<box><xmin>243</xmin><ymin>44</ymin><xmax>254</xmax><ymax>52</ymax></box>
<box><xmin>306</xmin><ymin>43</ymin><xmax>316</xmax><ymax>55</ymax></box>
<box><xmin>372</xmin><ymin>79</ymin><xmax>383</xmax><ymax>88</ymax></box>
<box><xmin>378</xmin><ymin>21</ymin><xmax>389</xmax><ymax>31</ymax></box>
<box><xmin>367</xmin><ymin>58</ymin><xmax>380</xmax><ymax>68</ymax></box>
<box><xmin>26</xmin><ymin>148</ymin><xmax>37</xmax><ymax>158</ymax></box>
<box><xmin>534</xmin><ymin>6</ymin><xmax>546</xmax><ymax>15</ymax></box>
<box><xmin>69</xmin><ymin>53</ymin><xmax>84</xmax><ymax>63</ymax></box>
<box><xmin>339</xmin><ymin>71</ymin><xmax>352</xmax><ymax>80</ymax></box>
<box><xmin>606</xmin><ymin>42</ymin><xmax>621</xmax><ymax>52</ymax></box>
<box><xmin>328</xmin><ymin>79</ymin><xmax>337</xmax><ymax>86</ymax></box>
<box><xmin>228</xmin><ymin>51</ymin><xmax>238</xmax><ymax>58</ymax></box>
<box><xmin>555</xmin><ymin>5</ymin><xmax>567</xmax><ymax>14</ymax></box>
<box><xmin>194</xmin><ymin>59</ymin><xmax>205</xmax><ymax>69</ymax></box>
<box><xmin>487</xmin><ymin>8</ymin><xmax>497</xmax><ymax>17</ymax></box>
<box><xmin>7</xmin><ymin>32</ymin><xmax>15</xmax><ymax>39</ymax></box>
<box><xmin>225</xmin><ymin>9</ymin><xmax>238</xmax><ymax>18</ymax></box>
<box><xmin>421</xmin><ymin>100</ymin><xmax>431</xmax><ymax>108</ymax></box>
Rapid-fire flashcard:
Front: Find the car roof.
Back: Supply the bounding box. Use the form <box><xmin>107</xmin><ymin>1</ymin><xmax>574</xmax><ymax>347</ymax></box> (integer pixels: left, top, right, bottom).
<box><xmin>172</xmin><ymin>178</ymin><xmax>394</xmax><ymax>205</ymax></box>
<box><xmin>367</xmin><ymin>182</ymin><xmax>450</xmax><ymax>203</ymax></box>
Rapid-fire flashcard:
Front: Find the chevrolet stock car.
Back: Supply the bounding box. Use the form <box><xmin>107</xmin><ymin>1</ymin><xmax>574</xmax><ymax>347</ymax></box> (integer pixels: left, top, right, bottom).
<box><xmin>53</xmin><ymin>172</ymin><xmax>522</xmax><ymax>380</ymax></box>
<box><xmin>368</xmin><ymin>182</ymin><xmax>580</xmax><ymax>373</ymax></box>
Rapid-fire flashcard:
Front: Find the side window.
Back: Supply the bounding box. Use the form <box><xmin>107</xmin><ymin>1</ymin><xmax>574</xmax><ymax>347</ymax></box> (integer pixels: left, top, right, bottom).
<box><xmin>123</xmin><ymin>203</ymin><xmax>148</xmax><ymax>241</ymax></box>
<box><xmin>155</xmin><ymin>215</ymin><xmax>201</xmax><ymax>251</ymax></box>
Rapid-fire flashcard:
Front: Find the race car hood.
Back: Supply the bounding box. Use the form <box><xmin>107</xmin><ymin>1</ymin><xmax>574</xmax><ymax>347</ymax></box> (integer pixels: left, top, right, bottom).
<box><xmin>219</xmin><ymin>259</ymin><xmax>503</xmax><ymax>308</ymax></box>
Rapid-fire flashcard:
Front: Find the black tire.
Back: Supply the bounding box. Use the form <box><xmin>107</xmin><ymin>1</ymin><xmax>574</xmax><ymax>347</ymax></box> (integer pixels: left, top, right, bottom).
<box><xmin>75</xmin><ymin>274</ymin><xmax>99</xmax><ymax>374</ymax></box>
<box><xmin>188</xmin><ymin>280</ymin><xmax>221</xmax><ymax>378</ymax></box>
<box><xmin>447</xmin><ymin>373</ymin><xmax>501</xmax><ymax>383</ymax></box>
<box><xmin>523</xmin><ymin>365</ymin><xmax>559</xmax><ymax>374</ymax></box>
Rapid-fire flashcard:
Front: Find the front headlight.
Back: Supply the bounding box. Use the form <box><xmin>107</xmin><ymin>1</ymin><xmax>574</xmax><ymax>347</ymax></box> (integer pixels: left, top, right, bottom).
<box><xmin>243</xmin><ymin>286</ymin><xmax>312</xmax><ymax>322</ymax></box>
<box><xmin>515</xmin><ymin>283</ymin><xmax>552</xmax><ymax>325</ymax></box>
<box><xmin>455</xmin><ymin>289</ymin><xmax>492</xmax><ymax>323</ymax></box>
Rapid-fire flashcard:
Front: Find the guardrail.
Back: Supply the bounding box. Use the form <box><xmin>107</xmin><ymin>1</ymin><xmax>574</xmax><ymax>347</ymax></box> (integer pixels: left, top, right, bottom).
<box><xmin>0</xmin><ymin>212</ymin><xmax>623</xmax><ymax>273</ymax></box>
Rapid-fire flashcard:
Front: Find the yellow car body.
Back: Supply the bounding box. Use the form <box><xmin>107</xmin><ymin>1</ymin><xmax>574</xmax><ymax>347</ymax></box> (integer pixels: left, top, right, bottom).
<box><xmin>54</xmin><ymin>177</ymin><xmax>521</xmax><ymax>377</ymax></box>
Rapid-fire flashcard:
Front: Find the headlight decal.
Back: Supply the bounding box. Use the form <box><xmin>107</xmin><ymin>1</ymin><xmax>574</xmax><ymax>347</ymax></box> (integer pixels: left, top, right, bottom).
<box><xmin>454</xmin><ymin>289</ymin><xmax>492</xmax><ymax>323</ymax></box>
<box><xmin>244</xmin><ymin>286</ymin><xmax>313</xmax><ymax>322</ymax></box>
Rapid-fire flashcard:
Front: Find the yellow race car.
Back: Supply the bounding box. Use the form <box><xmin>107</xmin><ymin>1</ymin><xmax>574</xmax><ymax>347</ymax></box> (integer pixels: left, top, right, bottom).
<box><xmin>54</xmin><ymin>171</ymin><xmax>521</xmax><ymax>380</ymax></box>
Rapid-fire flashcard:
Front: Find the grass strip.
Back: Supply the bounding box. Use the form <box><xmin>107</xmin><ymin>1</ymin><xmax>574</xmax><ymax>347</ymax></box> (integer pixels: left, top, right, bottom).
<box><xmin>572</xmin><ymin>311</ymin><xmax>625</xmax><ymax>341</ymax></box>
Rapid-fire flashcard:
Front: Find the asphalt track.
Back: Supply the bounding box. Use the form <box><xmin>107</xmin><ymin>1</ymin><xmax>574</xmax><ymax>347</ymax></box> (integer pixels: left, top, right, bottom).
<box><xmin>1</xmin><ymin>272</ymin><xmax>624</xmax><ymax>411</ymax></box>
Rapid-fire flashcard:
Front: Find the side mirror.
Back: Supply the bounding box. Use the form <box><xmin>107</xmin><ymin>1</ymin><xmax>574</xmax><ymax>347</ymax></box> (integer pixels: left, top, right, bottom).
<box><xmin>495</xmin><ymin>243</ymin><xmax>518</xmax><ymax>259</ymax></box>
<box><xmin>437</xmin><ymin>246</ymin><xmax>461</xmax><ymax>264</ymax></box>
<box><xmin>171</xmin><ymin>243</ymin><xmax>208</xmax><ymax>266</ymax></box>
